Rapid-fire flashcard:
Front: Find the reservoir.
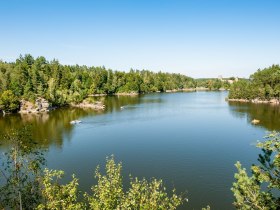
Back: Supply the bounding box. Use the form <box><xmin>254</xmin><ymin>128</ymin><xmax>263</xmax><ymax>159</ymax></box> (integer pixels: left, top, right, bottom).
<box><xmin>0</xmin><ymin>91</ymin><xmax>276</xmax><ymax>209</ymax></box>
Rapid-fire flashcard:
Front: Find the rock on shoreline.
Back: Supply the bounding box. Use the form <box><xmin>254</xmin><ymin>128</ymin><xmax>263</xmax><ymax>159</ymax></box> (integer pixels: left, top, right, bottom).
<box><xmin>19</xmin><ymin>97</ymin><xmax>54</xmax><ymax>114</ymax></box>
<box><xmin>227</xmin><ymin>98</ymin><xmax>280</xmax><ymax>104</ymax></box>
<box><xmin>115</xmin><ymin>92</ymin><xmax>139</xmax><ymax>96</ymax></box>
<box><xmin>6</xmin><ymin>97</ymin><xmax>105</xmax><ymax>115</ymax></box>
<box><xmin>71</xmin><ymin>100</ymin><xmax>105</xmax><ymax>110</ymax></box>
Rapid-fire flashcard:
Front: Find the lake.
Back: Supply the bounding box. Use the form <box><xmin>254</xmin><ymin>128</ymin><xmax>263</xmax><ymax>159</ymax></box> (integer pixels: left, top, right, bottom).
<box><xmin>0</xmin><ymin>91</ymin><xmax>276</xmax><ymax>209</ymax></box>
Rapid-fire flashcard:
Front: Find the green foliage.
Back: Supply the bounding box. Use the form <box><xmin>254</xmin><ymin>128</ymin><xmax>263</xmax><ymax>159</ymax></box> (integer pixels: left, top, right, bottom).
<box><xmin>86</xmin><ymin>157</ymin><xmax>124</xmax><ymax>209</ymax></box>
<box><xmin>232</xmin><ymin>162</ymin><xmax>273</xmax><ymax>209</ymax></box>
<box><xmin>121</xmin><ymin>177</ymin><xmax>183</xmax><ymax>210</ymax></box>
<box><xmin>195</xmin><ymin>78</ymin><xmax>230</xmax><ymax>90</ymax></box>
<box><xmin>229</xmin><ymin>65</ymin><xmax>280</xmax><ymax>100</ymax></box>
<box><xmin>0</xmin><ymin>55</ymin><xmax>195</xmax><ymax>108</ymax></box>
<box><xmin>38</xmin><ymin>157</ymin><xmax>184</xmax><ymax>209</ymax></box>
<box><xmin>0</xmin><ymin>126</ymin><xmax>46</xmax><ymax>209</ymax></box>
<box><xmin>202</xmin><ymin>206</ymin><xmax>211</xmax><ymax>210</ymax></box>
<box><xmin>1</xmin><ymin>130</ymin><xmax>185</xmax><ymax>210</ymax></box>
<box><xmin>232</xmin><ymin>132</ymin><xmax>280</xmax><ymax>209</ymax></box>
<box><xmin>229</xmin><ymin>80</ymin><xmax>251</xmax><ymax>99</ymax></box>
<box><xmin>86</xmin><ymin>156</ymin><xmax>184</xmax><ymax>209</ymax></box>
<box><xmin>0</xmin><ymin>90</ymin><xmax>19</xmax><ymax>113</ymax></box>
<box><xmin>37</xmin><ymin>169</ymin><xmax>85</xmax><ymax>210</ymax></box>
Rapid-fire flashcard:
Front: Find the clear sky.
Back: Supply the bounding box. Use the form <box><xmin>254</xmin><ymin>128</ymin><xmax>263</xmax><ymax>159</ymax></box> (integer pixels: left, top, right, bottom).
<box><xmin>1</xmin><ymin>0</ymin><xmax>280</xmax><ymax>78</ymax></box>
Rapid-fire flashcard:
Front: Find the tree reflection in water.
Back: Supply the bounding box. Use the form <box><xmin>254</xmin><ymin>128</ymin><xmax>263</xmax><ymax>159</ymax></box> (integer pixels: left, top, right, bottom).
<box><xmin>0</xmin><ymin>95</ymin><xmax>162</xmax><ymax>148</ymax></box>
<box><xmin>228</xmin><ymin>101</ymin><xmax>280</xmax><ymax>131</ymax></box>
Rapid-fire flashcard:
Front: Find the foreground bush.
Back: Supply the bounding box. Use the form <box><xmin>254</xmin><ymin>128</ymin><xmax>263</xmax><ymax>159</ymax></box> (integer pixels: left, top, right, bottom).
<box><xmin>0</xmin><ymin>127</ymin><xmax>45</xmax><ymax>209</ymax></box>
<box><xmin>39</xmin><ymin>157</ymin><xmax>184</xmax><ymax>210</ymax></box>
<box><xmin>0</xmin><ymin>90</ymin><xmax>20</xmax><ymax>113</ymax></box>
<box><xmin>0</xmin><ymin>128</ymin><xmax>184</xmax><ymax>209</ymax></box>
<box><xmin>232</xmin><ymin>132</ymin><xmax>280</xmax><ymax>209</ymax></box>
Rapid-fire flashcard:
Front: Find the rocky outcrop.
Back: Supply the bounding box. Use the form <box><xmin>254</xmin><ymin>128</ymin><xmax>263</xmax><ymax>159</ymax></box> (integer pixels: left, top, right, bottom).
<box><xmin>195</xmin><ymin>87</ymin><xmax>210</xmax><ymax>91</ymax></box>
<box><xmin>227</xmin><ymin>98</ymin><xmax>280</xmax><ymax>104</ymax></box>
<box><xmin>166</xmin><ymin>89</ymin><xmax>178</xmax><ymax>93</ymax></box>
<box><xmin>71</xmin><ymin>100</ymin><xmax>105</xmax><ymax>110</ymax></box>
<box><xmin>115</xmin><ymin>92</ymin><xmax>139</xmax><ymax>96</ymax></box>
<box><xmin>19</xmin><ymin>98</ymin><xmax>53</xmax><ymax>114</ymax></box>
<box><xmin>227</xmin><ymin>98</ymin><xmax>250</xmax><ymax>103</ymax></box>
<box><xmin>88</xmin><ymin>94</ymin><xmax>107</xmax><ymax>97</ymax></box>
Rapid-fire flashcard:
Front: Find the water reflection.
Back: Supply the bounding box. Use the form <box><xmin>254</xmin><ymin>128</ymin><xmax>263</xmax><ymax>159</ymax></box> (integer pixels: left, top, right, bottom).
<box><xmin>0</xmin><ymin>95</ymin><xmax>162</xmax><ymax>147</ymax></box>
<box><xmin>0</xmin><ymin>92</ymin><xmax>275</xmax><ymax>209</ymax></box>
<box><xmin>0</xmin><ymin>108</ymin><xmax>95</xmax><ymax>147</ymax></box>
<box><xmin>228</xmin><ymin>101</ymin><xmax>280</xmax><ymax>131</ymax></box>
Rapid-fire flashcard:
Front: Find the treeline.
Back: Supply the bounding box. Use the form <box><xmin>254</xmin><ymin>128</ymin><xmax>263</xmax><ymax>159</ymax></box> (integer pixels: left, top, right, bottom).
<box><xmin>0</xmin><ymin>54</ymin><xmax>195</xmax><ymax>112</ymax></box>
<box><xmin>229</xmin><ymin>65</ymin><xmax>280</xmax><ymax>100</ymax></box>
<box><xmin>196</xmin><ymin>78</ymin><xmax>231</xmax><ymax>90</ymax></box>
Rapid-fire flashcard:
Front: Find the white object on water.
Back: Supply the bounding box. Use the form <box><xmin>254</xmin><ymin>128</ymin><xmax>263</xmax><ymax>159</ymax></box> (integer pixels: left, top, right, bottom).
<box><xmin>120</xmin><ymin>106</ymin><xmax>124</xmax><ymax>109</ymax></box>
<box><xmin>251</xmin><ymin>119</ymin><xmax>260</xmax><ymax>124</ymax></box>
<box><xmin>70</xmin><ymin>120</ymin><xmax>82</xmax><ymax>124</ymax></box>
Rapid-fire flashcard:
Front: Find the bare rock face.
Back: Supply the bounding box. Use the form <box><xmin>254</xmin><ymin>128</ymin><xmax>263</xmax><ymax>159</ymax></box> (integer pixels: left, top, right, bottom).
<box><xmin>35</xmin><ymin>98</ymin><xmax>50</xmax><ymax>112</ymax></box>
<box><xmin>269</xmin><ymin>99</ymin><xmax>280</xmax><ymax>104</ymax></box>
<box><xmin>19</xmin><ymin>97</ymin><xmax>52</xmax><ymax>114</ymax></box>
<box><xmin>71</xmin><ymin>100</ymin><xmax>105</xmax><ymax>110</ymax></box>
<box><xmin>227</xmin><ymin>98</ymin><xmax>280</xmax><ymax>104</ymax></box>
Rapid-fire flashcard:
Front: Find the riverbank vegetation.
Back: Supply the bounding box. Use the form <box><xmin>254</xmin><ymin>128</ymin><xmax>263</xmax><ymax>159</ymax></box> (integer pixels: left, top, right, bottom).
<box><xmin>229</xmin><ymin>65</ymin><xmax>280</xmax><ymax>101</ymax></box>
<box><xmin>0</xmin><ymin>54</ymin><xmax>238</xmax><ymax>114</ymax></box>
<box><xmin>0</xmin><ymin>55</ymin><xmax>196</xmax><ymax>113</ymax></box>
<box><xmin>232</xmin><ymin>132</ymin><xmax>280</xmax><ymax>209</ymax></box>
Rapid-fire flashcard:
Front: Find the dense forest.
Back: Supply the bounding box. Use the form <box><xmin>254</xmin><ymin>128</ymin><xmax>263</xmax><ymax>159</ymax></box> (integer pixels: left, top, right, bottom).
<box><xmin>229</xmin><ymin>65</ymin><xmax>280</xmax><ymax>100</ymax></box>
<box><xmin>0</xmin><ymin>55</ymin><xmax>197</xmax><ymax>112</ymax></box>
<box><xmin>0</xmin><ymin>55</ymin><xmax>236</xmax><ymax>113</ymax></box>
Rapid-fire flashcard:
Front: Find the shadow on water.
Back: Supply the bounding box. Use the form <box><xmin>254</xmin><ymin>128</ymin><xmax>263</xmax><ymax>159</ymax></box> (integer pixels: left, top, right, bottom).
<box><xmin>0</xmin><ymin>108</ymin><xmax>99</xmax><ymax>147</ymax></box>
<box><xmin>0</xmin><ymin>95</ymin><xmax>163</xmax><ymax>148</ymax></box>
<box><xmin>228</xmin><ymin>101</ymin><xmax>280</xmax><ymax>131</ymax></box>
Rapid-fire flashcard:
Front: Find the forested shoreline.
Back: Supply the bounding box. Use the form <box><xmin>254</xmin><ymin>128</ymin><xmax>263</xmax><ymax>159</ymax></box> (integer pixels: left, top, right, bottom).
<box><xmin>0</xmin><ymin>55</ymin><xmax>232</xmax><ymax>113</ymax></box>
<box><xmin>228</xmin><ymin>65</ymin><xmax>280</xmax><ymax>103</ymax></box>
<box><xmin>0</xmin><ymin>55</ymin><xmax>197</xmax><ymax>113</ymax></box>
<box><xmin>1</xmin><ymin>55</ymin><xmax>280</xmax><ymax>209</ymax></box>
<box><xmin>2</xmin><ymin>55</ymin><xmax>279</xmax><ymax>114</ymax></box>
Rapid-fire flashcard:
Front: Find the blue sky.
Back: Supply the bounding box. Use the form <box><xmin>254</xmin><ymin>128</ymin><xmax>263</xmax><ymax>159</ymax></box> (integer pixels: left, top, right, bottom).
<box><xmin>1</xmin><ymin>0</ymin><xmax>280</xmax><ymax>78</ymax></box>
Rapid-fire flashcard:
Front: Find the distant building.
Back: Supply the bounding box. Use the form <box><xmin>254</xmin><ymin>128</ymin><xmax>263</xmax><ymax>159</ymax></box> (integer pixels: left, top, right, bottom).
<box><xmin>218</xmin><ymin>76</ymin><xmax>238</xmax><ymax>84</ymax></box>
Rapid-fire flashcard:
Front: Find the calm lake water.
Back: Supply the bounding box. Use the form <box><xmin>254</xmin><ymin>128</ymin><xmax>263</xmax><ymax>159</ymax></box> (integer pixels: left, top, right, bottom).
<box><xmin>0</xmin><ymin>91</ymin><xmax>278</xmax><ymax>209</ymax></box>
